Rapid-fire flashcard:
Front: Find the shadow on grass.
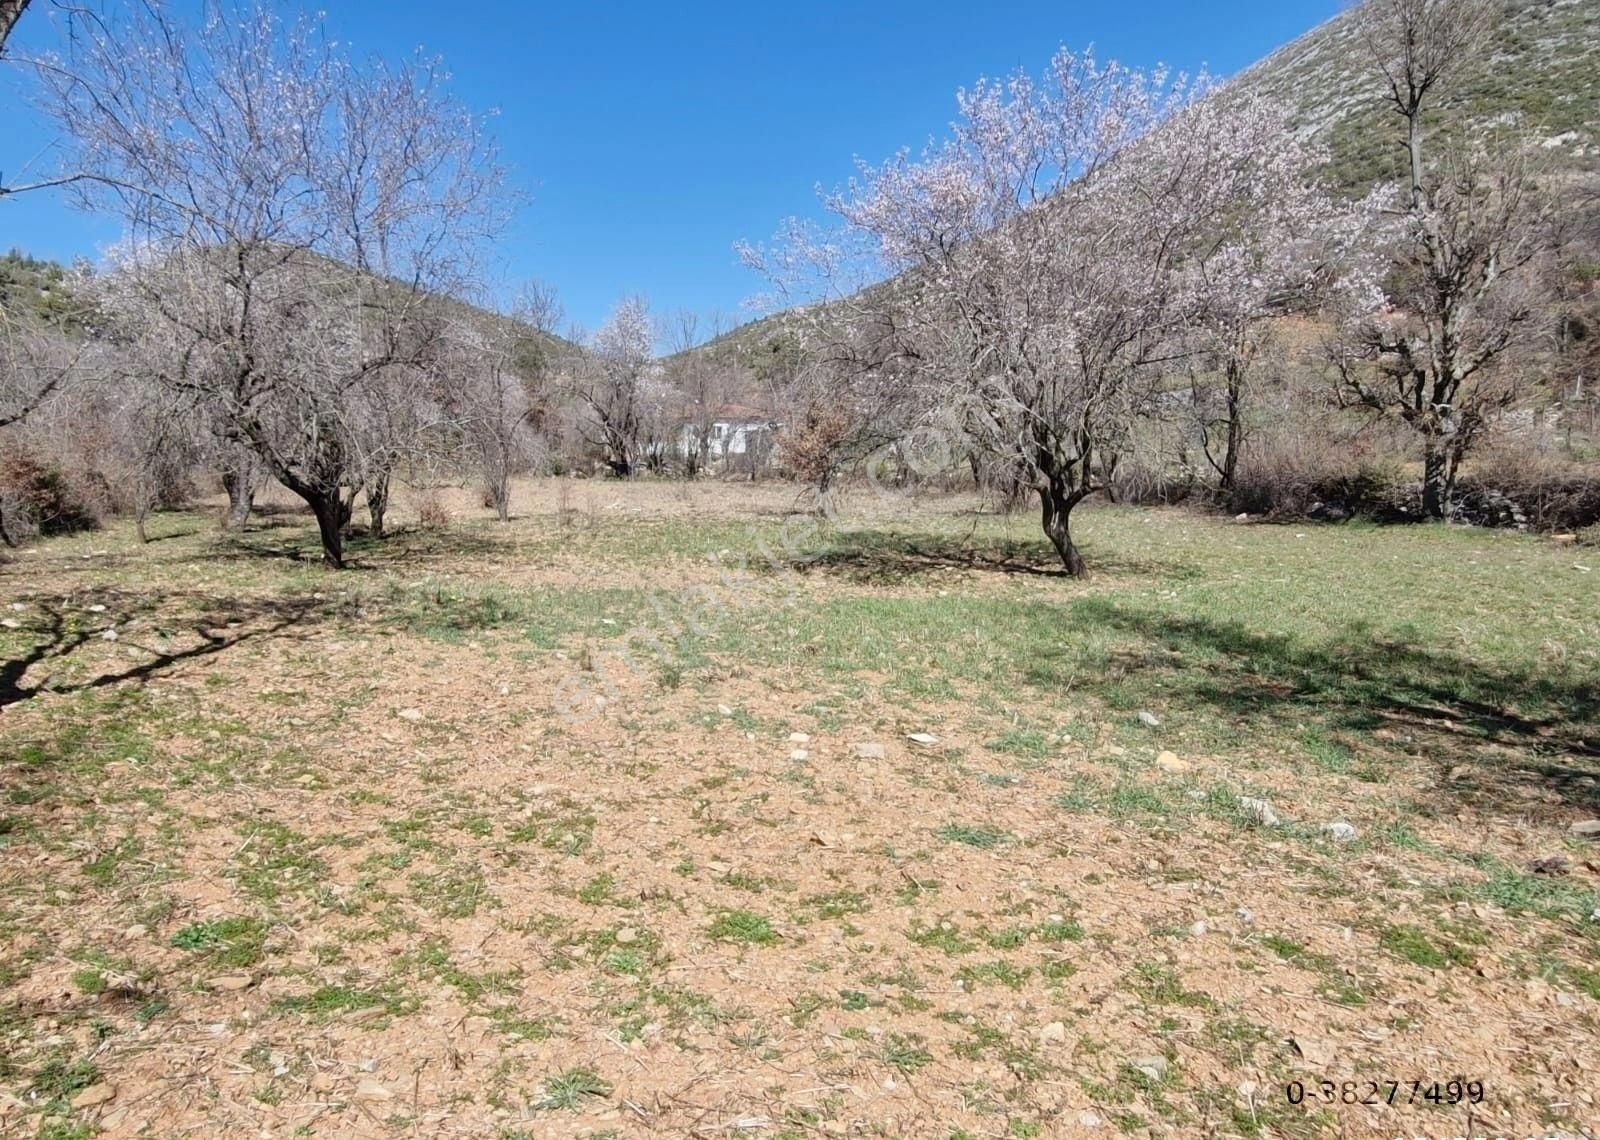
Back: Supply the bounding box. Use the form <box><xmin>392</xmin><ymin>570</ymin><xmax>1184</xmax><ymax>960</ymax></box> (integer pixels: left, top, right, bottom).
<box><xmin>197</xmin><ymin>522</ymin><xmax>523</xmax><ymax>569</ymax></box>
<box><xmin>799</xmin><ymin>529</ymin><xmax>1199</xmax><ymax>584</ymax></box>
<box><xmin>1070</xmin><ymin>597</ymin><xmax>1600</xmax><ymax>812</ymax></box>
<box><xmin>0</xmin><ymin>591</ymin><xmax>323</xmax><ymax>713</ymax></box>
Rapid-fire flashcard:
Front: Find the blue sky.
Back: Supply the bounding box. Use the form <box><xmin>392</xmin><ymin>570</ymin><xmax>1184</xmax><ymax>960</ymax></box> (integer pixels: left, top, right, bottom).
<box><xmin>2</xmin><ymin>0</ymin><xmax>1341</xmax><ymax>336</ymax></box>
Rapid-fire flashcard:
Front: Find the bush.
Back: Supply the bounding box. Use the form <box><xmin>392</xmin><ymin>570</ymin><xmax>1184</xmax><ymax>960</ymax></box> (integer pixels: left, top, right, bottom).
<box><xmin>0</xmin><ymin>451</ymin><xmax>100</xmax><ymax>541</ymax></box>
<box><xmin>1226</xmin><ymin>432</ymin><xmax>1421</xmax><ymax>523</ymax></box>
<box><xmin>415</xmin><ymin>490</ymin><xmax>450</xmax><ymax>529</ymax></box>
<box><xmin>1455</xmin><ymin>449</ymin><xmax>1600</xmax><ymax>532</ymax></box>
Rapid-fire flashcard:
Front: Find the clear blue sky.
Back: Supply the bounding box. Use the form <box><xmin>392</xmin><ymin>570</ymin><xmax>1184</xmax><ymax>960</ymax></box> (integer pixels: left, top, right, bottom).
<box><xmin>2</xmin><ymin>0</ymin><xmax>1341</xmax><ymax>336</ymax></box>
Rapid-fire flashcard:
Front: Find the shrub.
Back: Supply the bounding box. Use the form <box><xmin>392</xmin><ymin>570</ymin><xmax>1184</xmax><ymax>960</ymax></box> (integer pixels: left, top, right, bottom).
<box><xmin>415</xmin><ymin>489</ymin><xmax>450</xmax><ymax>529</ymax></box>
<box><xmin>1455</xmin><ymin>448</ymin><xmax>1600</xmax><ymax>532</ymax></box>
<box><xmin>0</xmin><ymin>451</ymin><xmax>100</xmax><ymax>540</ymax></box>
<box><xmin>1226</xmin><ymin>432</ymin><xmax>1421</xmax><ymax>523</ymax></box>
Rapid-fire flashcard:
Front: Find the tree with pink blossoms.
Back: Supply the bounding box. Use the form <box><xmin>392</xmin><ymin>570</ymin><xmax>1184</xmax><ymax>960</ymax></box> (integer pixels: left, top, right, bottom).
<box><xmin>745</xmin><ymin>49</ymin><xmax>1359</xmax><ymax>574</ymax></box>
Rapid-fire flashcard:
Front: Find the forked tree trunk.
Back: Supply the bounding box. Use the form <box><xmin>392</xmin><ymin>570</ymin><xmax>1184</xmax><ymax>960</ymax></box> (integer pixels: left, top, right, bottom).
<box><xmin>309</xmin><ymin>490</ymin><xmax>350</xmax><ymax>568</ymax></box>
<box><xmin>1039</xmin><ymin>479</ymin><xmax>1087</xmax><ymax>577</ymax></box>
<box><xmin>1036</xmin><ymin>438</ymin><xmax>1092</xmax><ymax>576</ymax></box>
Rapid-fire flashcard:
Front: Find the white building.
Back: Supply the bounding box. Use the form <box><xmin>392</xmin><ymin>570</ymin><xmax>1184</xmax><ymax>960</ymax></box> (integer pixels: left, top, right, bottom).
<box><xmin>675</xmin><ymin>404</ymin><xmax>779</xmax><ymax>470</ymax></box>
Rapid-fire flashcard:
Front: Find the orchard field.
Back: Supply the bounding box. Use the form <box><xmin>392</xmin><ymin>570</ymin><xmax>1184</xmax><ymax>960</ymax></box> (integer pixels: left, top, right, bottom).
<box><xmin>1</xmin><ymin>481</ymin><xmax>1597</xmax><ymax>1139</ymax></box>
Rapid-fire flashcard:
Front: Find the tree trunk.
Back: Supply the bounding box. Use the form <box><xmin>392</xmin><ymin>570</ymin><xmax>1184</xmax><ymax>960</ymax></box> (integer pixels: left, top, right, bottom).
<box><xmin>221</xmin><ymin>461</ymin><xmax>256</xmax><ymax>530</ymax></box>
<box><xmin>366</xmin><ymin>472</ymin><xmax>390</xmax><ymax>538</ymax></box>
<box><xmin>1039</xmin><ymin>480</ymin><xmax>1087</xmax><ymax>577</ymax></box>
<box><xmin>1100</xmin><ymin>453</ymin><xmax>1120</xmax><ymax>504</ymax></box>
<box><xmin>1421</xmin><ymin>441</ymin><xmax>1449</xmax><ymax>520</ymax></box>
<box><xmin>1406</xmin><ymin>107</ymin><xmax>1425</xmax><ymax>213</ymax></box>
<box><xmin>490</xmin><ymin>472</ymin><xmax>510</xmax><ymax>521</ymax></box>
<box><xmin>0</xmin><ymin>0</ymin><xmax>31</xmax><ymax>57</ymax></box>
<box><xmin>310</xmin><ymin>491</ymin><xmax>348</xmax><ymax>568</ymax></box>
<box><xmin>1220</xmin><ymin>361</ymin><xmax>1244</xmax><ymax>494</ymax></box>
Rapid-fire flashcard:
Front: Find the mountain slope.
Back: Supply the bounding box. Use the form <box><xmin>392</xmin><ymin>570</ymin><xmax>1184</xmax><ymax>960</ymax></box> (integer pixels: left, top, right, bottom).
<box><xmin>698</xmin><ymin>0</ymin><xmax>1598</xmax><ymax>367</ymax></box>
<box><xmin>1232</xmin><ymin>0</ymin><xmax>1599</xmax><ymax>191</ymax></box>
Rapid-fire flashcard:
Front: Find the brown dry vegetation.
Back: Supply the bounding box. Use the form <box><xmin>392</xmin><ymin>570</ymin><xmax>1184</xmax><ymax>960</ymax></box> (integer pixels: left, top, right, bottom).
<box><xmin>1</xmin><ymin>480</ymin><xmax>1597</xmax><ymax>1140</ymax></box>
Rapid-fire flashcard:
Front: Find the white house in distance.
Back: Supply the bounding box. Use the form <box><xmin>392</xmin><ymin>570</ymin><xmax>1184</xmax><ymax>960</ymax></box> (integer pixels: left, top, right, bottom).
<box><xmin>675</xmin><ymin>403</ymin><xmax>780</xmax><ymax>471</ymax></box>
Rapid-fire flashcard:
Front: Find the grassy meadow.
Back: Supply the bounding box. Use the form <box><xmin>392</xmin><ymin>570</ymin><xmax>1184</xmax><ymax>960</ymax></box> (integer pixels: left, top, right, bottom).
<box><xmin>0</xmin><ymin>480</ymin><xmax>1596</xmax><ymax>1139</ymax></box>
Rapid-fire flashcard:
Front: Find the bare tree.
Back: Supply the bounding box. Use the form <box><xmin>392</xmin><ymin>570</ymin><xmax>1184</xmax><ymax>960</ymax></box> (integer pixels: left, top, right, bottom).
<box><xmin>1</xmin><ymin>310</ymin><xmax>91</xmax><ymax>544</ymax></box>
<box><xmin>216</xmin><ymin>439</ymin><xmax>263</xmax><ymax>530</ymax></box>
<box><xmin>0</xmin><ymin>307</ymin><xmax>85</xmax><ymax>431</ymax></box>
<box><xmin>105</xmin><ymin>374</ymin><xmax>199</xmax><ymax>543</ymax></box>
<box><xmin>665</xmin><ymin>309</ymin><xmax>750</xmax><ymax>477</ymax></box>
<box><xmin>448</xmin><ymin>282</ymin><xmax>561</xmax><ymax>519</ymax></box>
<box><xmin>1339</xmin><ymin>0</ymin><xmax>1560</xmax><ymax>518</ymax></box>
<box><xmin>1187</xmin><ymin>160</ymin><xmax>1384</xmax><ymax>497</ymax></box>
<box><xmin>31</xmin><ymin>0</ymin><xmax>507</xmax><ymax>565</ymax></box>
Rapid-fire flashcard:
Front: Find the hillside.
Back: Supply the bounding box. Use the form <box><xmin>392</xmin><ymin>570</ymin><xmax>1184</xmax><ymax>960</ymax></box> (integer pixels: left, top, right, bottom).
<box><xmin>0</xmin><ymin>248</ymin><xmax>574</xmax><ymax>366</ymax></box>
<box><xmin>1235</xmin><ymin>0</ymin><xmax>1600</xmax><ymax>192</ymax></box>
<box><xmin>699</xmin><ymin>0</ymin><xmax>1600</xmax><ymax>366</ymax></box>
<box><xmin>0</xmin><ymin>248</ymin><xmax>83</xmax><ymax>329</ymax></box>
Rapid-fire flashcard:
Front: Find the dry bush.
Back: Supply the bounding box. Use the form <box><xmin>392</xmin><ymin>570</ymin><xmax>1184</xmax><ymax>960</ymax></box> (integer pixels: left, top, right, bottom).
<box><xmin>780</xmin><ymin>404</ymin><xmax>856</xmax><ymax>489</ymax></box>
<box><xmin>1457</xmin><ymin>442</ymin><xmax>1600</xmax><ymax>532</ymax></box>
<box><xmin>0</xmin><ymin>449</ymin><xmax>101</xmax><ymax>541</ymax></box>
<box><xmin>1225</xmin><ymin>430</ymin><xmax>1422</xmax><ymax>522</ymax></box>
<box><xmin>415</xmin><ymin>490</ymin><xmax>451</xmax><ymax>530</ymax></box>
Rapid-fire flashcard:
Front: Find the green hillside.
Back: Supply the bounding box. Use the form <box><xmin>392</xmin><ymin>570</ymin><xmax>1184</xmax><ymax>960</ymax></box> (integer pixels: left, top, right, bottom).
<box><xmin>1233</xmin><ymin>0</ymin><xmax>1599</xmax><ymax>192</ymax></box>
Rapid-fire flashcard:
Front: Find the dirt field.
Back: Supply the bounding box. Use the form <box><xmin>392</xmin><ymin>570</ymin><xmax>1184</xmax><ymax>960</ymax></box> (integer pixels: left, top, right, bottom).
<box><xmin>1</xmin><ymin>479</ymin><xmax>1597</xmax><ymax>1140</ymax></box>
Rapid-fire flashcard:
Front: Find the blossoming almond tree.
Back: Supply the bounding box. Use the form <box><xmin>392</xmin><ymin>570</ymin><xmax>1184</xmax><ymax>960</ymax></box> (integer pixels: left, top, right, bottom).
<box><xmin>573</xmin><ymin>296</ymin><xmax>655</xmax><ymax>477</ymax></box>
<box><xmin>1185</xmin><ymin>141</ymin><xmax>1388</xmax><ymax>498</ymax></box>
<box><xmin>1334</xmin><ymin>0</ymin><xmax>1561</xmax><ymax>520</ymax></box>
<box><xmin>746</xmin><ymin>50</ymin><xmax>1346</xmax><ymax>574</ymax></box>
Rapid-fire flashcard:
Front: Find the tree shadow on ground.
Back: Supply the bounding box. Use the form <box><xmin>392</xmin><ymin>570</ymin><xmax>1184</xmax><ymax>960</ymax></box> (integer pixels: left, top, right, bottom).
<box><xmin>196</xmin><ymin>522</ymin><xmax>523</xmax><ymax>569</ymax></box>
<box><xmin>1069</xmin><ymin>597</ymin><xmax>1600</xmax><ymax>815</ymax></box>
<box><xmin>797</xmin><ymin>529</ymin><xmax>1198</xmax><ymax>584</ymax></box>
<box><xmin>0</xmin><ymin>590</ymin><xmax>324</xmax><ymax>713</ymax></box>
<box><xmin>140</xmin><ymin>528</ymin><xmax>201</xmax><ymax>543</ymax></box>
